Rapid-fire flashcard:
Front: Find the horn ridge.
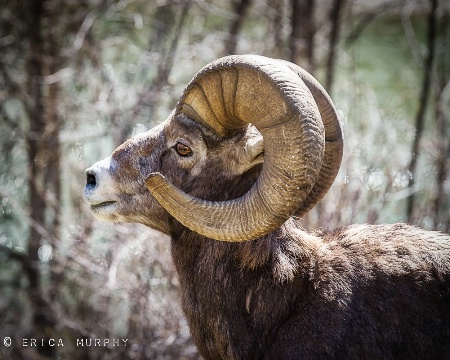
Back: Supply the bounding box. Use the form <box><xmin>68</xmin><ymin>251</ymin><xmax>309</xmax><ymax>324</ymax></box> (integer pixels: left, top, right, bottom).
<box><xmin>279</xmin><ymin>61</ymin><xmax>343</xmax><ymax>218</ymax></box>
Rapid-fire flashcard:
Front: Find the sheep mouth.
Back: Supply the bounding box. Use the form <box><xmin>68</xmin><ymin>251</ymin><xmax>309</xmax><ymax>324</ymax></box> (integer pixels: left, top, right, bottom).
<box><xmin>90</xmin><ymin>201</ymin><xmax>116</xmax><ymax>211</ymax></box>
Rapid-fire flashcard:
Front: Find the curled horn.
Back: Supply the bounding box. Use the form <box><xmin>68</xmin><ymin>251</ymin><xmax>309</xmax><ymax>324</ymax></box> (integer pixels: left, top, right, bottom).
<box><xmin>280</xmin><ymin>61</ymin><xmax>343</xmax><ymax>218</ymax></box>
<box><xmin>146</xmin><ymin>55</ymin><xmax>343</xmax><ymax>242</ymax></box>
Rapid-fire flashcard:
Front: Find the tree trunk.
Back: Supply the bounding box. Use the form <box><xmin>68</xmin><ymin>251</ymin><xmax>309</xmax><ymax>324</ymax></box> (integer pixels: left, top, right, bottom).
<box><xmin>24</xmin><ymin>0</ymin><xmax>57</xmax><ymax>357</ymax></box>
<box><xmin>325</xmin><ymin>0</ymin><xmax>346</xmax><ymax>94</ymax></box>
<box><xmin>289</xmin><ymin>0</ymin><xmax>315</xmax><ymax>72</ymax></box>
<box><xmin>224</xmin><ymin>0</ymin><xmax>252</xmax><ymax>55</ymax></box>
<box><xmin>46</xmin><ymin>64</ymin><xmax>63</xmax><ymax>307</ymax></box>
<box><xmin>269</xmin><ymin>0</ymin><xmax>284</xmax><ymax>58</ymax></box>
<box><xmin>432</xmin><ymin>10</ymin><xmax>449</xmax><ymax>232</ymax></box>
<box><xmin>406</xmin><ymin>0</ymin><xmax>438</xmax><ymax>224</ymax></box>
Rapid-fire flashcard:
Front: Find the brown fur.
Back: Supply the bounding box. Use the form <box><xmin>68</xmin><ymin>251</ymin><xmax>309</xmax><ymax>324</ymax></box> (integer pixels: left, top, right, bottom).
<box><xmin>171</xmin><ymin>221</ymin><xmax>450</xmax><ymax>360</ymax></box>
<box><xmin>85</xmin><ymin>114</ymin><xmax>450</xmax><ymax>359</ymax></box>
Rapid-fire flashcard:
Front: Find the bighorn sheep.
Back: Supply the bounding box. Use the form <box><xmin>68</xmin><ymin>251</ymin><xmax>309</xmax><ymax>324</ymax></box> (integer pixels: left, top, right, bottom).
<box><xmin>84</xmin><ymin>55</ymin><xmax>450</xmax><ymax>359</ymax></box>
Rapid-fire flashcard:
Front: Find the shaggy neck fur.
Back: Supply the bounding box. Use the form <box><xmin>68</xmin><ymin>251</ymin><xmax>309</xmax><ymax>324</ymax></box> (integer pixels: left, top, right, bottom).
<box><xmin>169</xmin><ymin>218</ymin><xmax>320</xmax><ymax>359</ymax></box>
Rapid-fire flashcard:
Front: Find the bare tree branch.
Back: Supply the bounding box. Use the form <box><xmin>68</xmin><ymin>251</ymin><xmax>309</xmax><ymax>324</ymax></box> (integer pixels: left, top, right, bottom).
<box><xmin>345</xmin><ymin>1</ymin><xmax>396</xmax><ymax>48</ymax></box>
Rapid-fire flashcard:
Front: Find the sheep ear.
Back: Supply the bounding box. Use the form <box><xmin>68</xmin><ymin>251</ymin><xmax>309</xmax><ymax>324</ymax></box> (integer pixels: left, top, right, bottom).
<box><xmin>237</xmin><ymin>134</ymin><xmax>264</xmax><ymax>174</ymax></box>
<box><xmin>245</xmin><ymin>135</ymin><xmax>264</xmax><ymax>165</ymax></box>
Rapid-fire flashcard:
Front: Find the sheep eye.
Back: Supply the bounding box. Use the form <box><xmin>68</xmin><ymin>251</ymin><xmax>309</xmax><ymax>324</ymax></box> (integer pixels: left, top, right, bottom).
<box><xmin>175</xmin><ymin>142</ymin><xmax>192</xmax><ymax>157</ymax></box>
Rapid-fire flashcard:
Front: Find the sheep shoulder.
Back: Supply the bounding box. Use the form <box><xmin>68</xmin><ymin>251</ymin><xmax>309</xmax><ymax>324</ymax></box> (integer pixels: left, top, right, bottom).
<box><xmin>318</xmin><ymin>223</ymin><xmax>450</xmax><ymax>283</ymax></box>
<box><xmin>268</xmin><ymin>223</ymin><xmax>450</xmax><ymax>359</ymax></box>
<box><xmin>172</xmin><ymin>222</ymin><xmax>450</xmax><ymax>359</ymax></box>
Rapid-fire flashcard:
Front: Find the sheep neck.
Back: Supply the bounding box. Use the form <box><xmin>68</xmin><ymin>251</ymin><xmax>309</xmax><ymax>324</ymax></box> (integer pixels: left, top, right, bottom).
<box><xmin>169</xmin><ymin>219</ymin><xmax>315</xmax><ymax>359</ymax></box>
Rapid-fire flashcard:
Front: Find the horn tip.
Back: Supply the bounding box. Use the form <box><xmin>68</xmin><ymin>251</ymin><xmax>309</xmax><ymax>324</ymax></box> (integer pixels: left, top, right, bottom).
<box><xmin>145</xmin><ymin>172</ymin><xmax>166</xmax><ymax>191</ymax></box>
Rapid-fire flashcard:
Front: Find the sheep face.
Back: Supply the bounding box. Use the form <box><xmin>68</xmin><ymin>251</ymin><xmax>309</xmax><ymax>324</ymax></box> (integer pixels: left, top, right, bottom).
<box><xmin>84</xmin><ymin>113</ymin><xmax>264</xmax><ymax>234</ymax></box>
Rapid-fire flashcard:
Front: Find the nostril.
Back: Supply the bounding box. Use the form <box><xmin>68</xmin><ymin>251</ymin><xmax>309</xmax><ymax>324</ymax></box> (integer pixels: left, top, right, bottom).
<box><xmin>86</xmin><ymin>172</ymin><xmax>97</xmax><ymax>187</ymax></box>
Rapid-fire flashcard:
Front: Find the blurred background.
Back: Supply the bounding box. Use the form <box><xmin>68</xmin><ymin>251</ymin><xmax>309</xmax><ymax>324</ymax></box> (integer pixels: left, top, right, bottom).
<box><xmin>0</xmin><ymin>0</ymin><xmax>449</xmax><ymax>358</ymax></box>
